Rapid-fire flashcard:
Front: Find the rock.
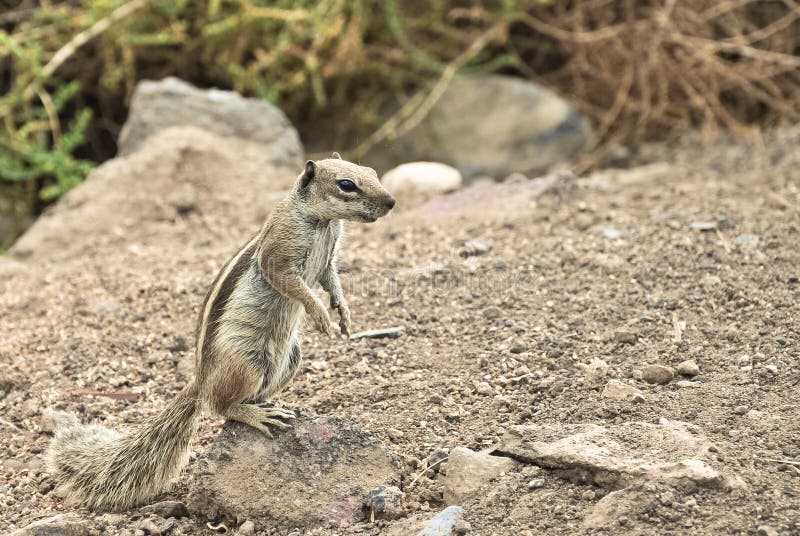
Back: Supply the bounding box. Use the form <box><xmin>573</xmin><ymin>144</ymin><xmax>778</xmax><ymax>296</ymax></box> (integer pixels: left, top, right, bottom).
<box><xmin>135</xmin><ymin>515</ymin><xmax>176</xmax><ymax>535</ymax></box>
<box><xmin>701</xmin><ymin>274</ymin><xmax>721</xmax><ymax>288</ymax></box>
<box><xmin>691</xmin><ymin>221</ymin><xmax>717</xmax><ymax>231</ymax></box>
<box><xmin>381</xmin><ymin>162</ymin><xmax>462</xmax><ymax>197</ymax></box>
<box><xmin>613</xmin><ymin>331</ymin><xmax>637</xmax><ymax>344</ymax></box>
<box><xmin>140</xmin><ymin>500</ymin><xmax>189</xmax><ymax>519</ymax></box>
<box><xmin>735</xmin><ymin>233</ymin><xmax>760</xmax><ymax>248</ymax></box>
<box><xmin>459</xmin><ymin>238</ymin><xmax>492</xmax><ymax>258</ymax></box>
<box><xmin>118</xmin><ymin>77</ymin><xmax>302</xmax><ymax>166</ymax></box>
<box><xmin>527</xmin><ymin>478</ymin><xmax>545</xmax><ymax>489</ymax></box>
<box><xmin>676</xmin><ymin>360</ymin><xmax>700</xmax><ymax>377</ymax></box>
<box><xmin>349</xmin><ymin>327</ymin><xmax>404</xmax><ymax>340</ymax></box>
<box><xmin>757</xmin><ymin>525</ymin><xmax>779</xmax><ymax>536</ymax></box>
<box><xmin>236</xmin><ymin>521</ymin><xmax>255</xmax><ymax>536</ymax></box>
<box><xmin>453</xmin><ymin>519</ymin><xmax>472</xmax><ymax>535</ymax></box>
<box><xmin>427</xmin><ymin>449</ymin><xmax>449</xmax><ymax>472</ymax></box>
<box><xmin>602</xmin><ymin>380</ymin><xmax>644</xmax><ymax>402</ymax></box>
<box><xmin>765</xmin><ymin>364</ymin><xmax>778</xmax><ymax>374</ymax></box>
<box><xmin>8</xmin><ymin>514</ymin><xmax>89</xmax><ymax>536</ymax></box>
<box><xmin>474</xmin><ymin>382</ymin><xmax>493</xmax><ymax>396</ymax></box>
<box><xmin>11</xmin><ymin>127</ymin><xmax>300</xmax><ymax>262</ymax></box>
<box><xmin>641</xmin><ymin>364</ymin><xmax>674</xmax><ymax>385</ymax></box>
<box><xmin>733</xmin><ymin>405</ymin><xmax>748</xmax><ymax>415</ymax></box>
<box><xmin>40</xmin><ymin>408</ymin><xmax>79</xmax><ymax>434</ymax></box>
<box><xmin>371</xmin><ymin>75</ymin><xmax>592</xmax><ymax>181</ymax></box>
<box><xmin>583</xmin><ymin>486</ymin><xmax>652</xmax><ymax>529</ymax></box>
<box><xmin>365</xmin><ymin>485</ymin><xmax>404</xmax><ymax>519</ymax></box>
<box><xmin>417</xmin><ymin>506</ymin><xmax>465</xmax><ymax>536</ymax></box>
<box><xmin>508</xmin><ymin>339</ymin><xmax>527</xmax><ymax>354</ymax></box>
<box><xmin>495</xmin><ymin>421</ymin><xmax>742</xmax><ymax>490</ymax></box>
<box><xmin>443</xmin><ymin>447</ymin><xmax>516</xmax><ymax>505</ymax></box>
<box><xmin>580</xmin><ymin>357</ymin><xmax>609</xmax><ymax>383</ymax></box>
<box><xmin>186</xmin><ymin>416</ymin><xmax>400</xmax><ymax>529</ymax></box>
<box><xmin>676</xmin><ymin>380</ymin><xmax>701</xmax><ymax>388</ymax></box>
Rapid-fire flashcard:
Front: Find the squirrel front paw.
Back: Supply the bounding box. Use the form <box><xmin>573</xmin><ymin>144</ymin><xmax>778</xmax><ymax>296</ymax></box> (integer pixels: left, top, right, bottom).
<box><xmin>337</xmin><ymin>303</ymin><xmax>352</xmax><ymax>337</ymax></box>
<box><xmin>307</xmin><ymin>301</ymin><xmax>334</xmax><ymax>337</ymax></box>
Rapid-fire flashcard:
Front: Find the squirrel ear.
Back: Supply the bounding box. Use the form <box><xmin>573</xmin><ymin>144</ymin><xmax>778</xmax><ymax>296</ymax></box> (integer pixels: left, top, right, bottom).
<box><xmin>331</xmin><ymin>152</ymin><xmax>342</xmax><ymax>160</ymax></box>
<box><xmin>301</xmin><ymin>160</ymin><xmax>316</xmax><ymax>188</ymax></box>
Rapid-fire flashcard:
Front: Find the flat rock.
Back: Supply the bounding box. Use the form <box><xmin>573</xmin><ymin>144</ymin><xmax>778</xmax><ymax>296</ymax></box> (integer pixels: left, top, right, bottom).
<box><xmin>444</xmin><ymin>447</ymin><xmax>517</xmax><ymax>505</ymax></box>
<box><xmin>8</xmin><ymin>514</ymin><xmax>88</xmax><ymax>536</ymax></box>
<box><xmin>583</xmin><ymin>485</ymin><xmax>653</xmax><ymax>529</ymax></box>
<box><xmin>418</xmin><ymin>506</ymin><xmax>465</xmax><ymax>536</ymax></box>
<box><xmin>139</xmin><ymin>500</ymin><xmax>189</xmax><ymax>519</ymax></box>
<box><xmin>349</xmin><ymin>327</ymin><xmax>404</xmax><ymax>340</ymax></box>
<box><xmin>186</xmin><ymin>416</ymin><xmax>401</xmax><ymax>530</ymax></box>
<box><xmin>118</xmin><ymin>77</ymin><xmax>302</xmax><ymax>166</ymax></box>
<box><xmin>602</xmin><ymin>379</ymin><xmax>644</xmax><ymax>402</ymax></box>
<box><xmin>494</xmin><ymin>421</ymin><xmax>741</xmax><ymax>490</ymax></box>
<box><xmin>369</xmin><ymin>75</ymin><xmax>592</xmax><ymax>181</ymax></box>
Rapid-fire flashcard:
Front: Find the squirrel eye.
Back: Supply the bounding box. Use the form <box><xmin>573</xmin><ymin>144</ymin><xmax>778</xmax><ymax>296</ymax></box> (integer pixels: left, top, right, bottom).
<box><xmin>337</xmin><ymin>179</ymin><xmax>358</xmax><ymax>192</ymax></box>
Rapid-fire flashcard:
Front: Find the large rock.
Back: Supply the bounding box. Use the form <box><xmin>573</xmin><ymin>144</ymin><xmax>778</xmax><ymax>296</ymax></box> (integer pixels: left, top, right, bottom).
<box><xmin>494</xmin><ymin>421</ymin><xmax>742</xmax><ymax>490</ymax></box>
<box><xmin>186</xmin><ymin>416</ymin><xmax>401</xmax><ymax>531</ymax></box>
<box><xmin>10</xmin><ymin>127</ymin><xmax>298</xmax><ymax>262</ymax></box>
<box><xmin>118</xmin><ymin>77</ymin><xmax>303</xmax><ymax>166</ymax></box>
<box><xmin>370</xmin><ymin>75</ymin><xmax>592</xmax><ymax>181</ymax></box>
<box><xmin>381</xmin><ymin>162</ymin><xmax>462</xmax><ymax>197</ymax></box>
<box><xmin>443</xmin><ymin>447</ymin><xmax>517</xmax><ymax>505</ymax></box>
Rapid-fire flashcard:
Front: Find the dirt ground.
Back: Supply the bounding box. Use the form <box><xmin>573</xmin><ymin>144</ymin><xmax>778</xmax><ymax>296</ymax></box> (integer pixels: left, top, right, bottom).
<box><xmin>0</xmin><ymin>126</ymin><xmax>798</xmax><ymax>535</ymax></box>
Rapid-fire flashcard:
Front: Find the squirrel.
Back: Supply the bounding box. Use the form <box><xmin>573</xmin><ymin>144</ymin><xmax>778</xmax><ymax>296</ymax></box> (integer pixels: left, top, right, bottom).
<box><xmin>47</xmin><ymin>153</ymin><xmax>396</xmax><ymax>511</ymax></box>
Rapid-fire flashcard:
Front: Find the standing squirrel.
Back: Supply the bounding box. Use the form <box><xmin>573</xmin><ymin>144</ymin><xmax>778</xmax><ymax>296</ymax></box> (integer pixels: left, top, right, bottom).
<box><xmin>47</xmin><ymin>154</ymin><xmax>396</xmax><ymax>511</ymax></box>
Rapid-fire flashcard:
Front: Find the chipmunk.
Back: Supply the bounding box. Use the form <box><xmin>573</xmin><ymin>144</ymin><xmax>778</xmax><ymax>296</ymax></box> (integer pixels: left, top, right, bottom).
<box><xmin>47</xmin><ymin>153</ymin><xmax>396</xmax><ymax>511</ymax></box>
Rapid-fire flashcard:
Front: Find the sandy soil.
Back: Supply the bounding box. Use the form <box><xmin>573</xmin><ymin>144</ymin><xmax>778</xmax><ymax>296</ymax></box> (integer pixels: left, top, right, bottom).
<box><xmin>0</xmin><ymin>126</ymin><xmax>798</xmax><ymax>535</ymax></box>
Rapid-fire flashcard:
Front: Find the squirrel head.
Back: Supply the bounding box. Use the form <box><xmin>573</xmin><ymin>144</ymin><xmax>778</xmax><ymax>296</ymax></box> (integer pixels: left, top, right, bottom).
<box><xmin>296</xmin><ymin>153</ymin><xmax>396</xmax><ymax>223</ymax></box>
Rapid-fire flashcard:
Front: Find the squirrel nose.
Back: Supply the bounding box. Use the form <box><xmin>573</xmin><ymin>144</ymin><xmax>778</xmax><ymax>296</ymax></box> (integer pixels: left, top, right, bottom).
<box><xmin>384</xmin><ymin>197</ymin><xmax>396</xmax><ymax>210</ymax></box>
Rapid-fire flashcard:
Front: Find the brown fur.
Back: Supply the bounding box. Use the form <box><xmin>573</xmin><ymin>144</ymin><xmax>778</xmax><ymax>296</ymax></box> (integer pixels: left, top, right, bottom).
<box><xmin>47</xmin><ymin>155</ymin><xmax>394</xmax><ymax>511</ymax></box>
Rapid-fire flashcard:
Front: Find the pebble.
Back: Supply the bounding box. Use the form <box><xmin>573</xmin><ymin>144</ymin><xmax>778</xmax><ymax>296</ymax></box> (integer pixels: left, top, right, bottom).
<box><xmin>641</xmin><ymin>364</ymin><xmax>674</xmax><ymax>385</ymax></box>
<box><xmin>602</xmin><ymin>379</ymin><xmax>644</xmax><ymax>402</ymax></box>
<box><xmin>765</xmin><ymin>364</ymin><xmax>778</xmax><ymax>374</ymax></box>
<box><xmin>237</xmin><ymin>520</ymin><xmax>255</xmax><ymax>536</ymax></box>
<box><xmin>734</xmin><ymin>405</ymin><xmax>748</xmax><ymax>415</ymax></box>
<box><xmin>659</xmin><ymin>491</ymin><xmax>675</xmax><ymax>506</ymax></box>
<box><xmin>474</xmin><ymin>382</ymin><xmax>494</xmax><ymax>396</ymax></box>
<box><xmin>528</xmin><ymin>478</ymin><xmax>545</xmax><ymax>489</ymax></box>
<box><xmin>428</xmin><ymin>449</ymin><xmax>449</xmax><ymax>472</ymax></box>
<box><xmin>735</xmin><ymin>233</ymin><xmax>760</xmax><ymax>248</ymax></box>
<box><xmin>140</xmin><ymin>500</ymin><xmax>189</xmax><ymax>519</ymax></box>
<box><xmin>459</xmin><ymin>238</ymin><xmax>492</xmax><ymax>258</ymax></box>
<box><xmin>364</xmin><ymin>485</ymin><xmax>404</xmax><ymax>519</ymax></box>
<box><xmin>676</xmin><ymin>380</ymin><xmax>701</xmax><ymax>388</ymax></box>
<box><xmin>509</xmin><ymin>340</ymin><xmax>527</xmax><ymax>354</ymax></box>
<box><xmin>701</xmin><ymin>274</ymin><xmax>721</xmax><ymax>287</ymax></box>
<box><xmin>691</xmin><ymin>221</ymin><xmax>717</xmax><ymax>231</ymax></box>
<box><xmin>453</xmin><ymin>519</ymin><xmax>472</xmax><ymax>535</ymax></box>
<box><xmin>757</xmin><ymin>526</ymin><xmax>778</xmax><ymax>536</ymax></box>
<box><xmin>613</xmin><ymin>331</ymin><xmax>637</xmax><ymax>345</ymax></box>
<box><xmin>676</xmin><ymin>360</ymin><xmax>699</xmax><ymax>377</ymax></box>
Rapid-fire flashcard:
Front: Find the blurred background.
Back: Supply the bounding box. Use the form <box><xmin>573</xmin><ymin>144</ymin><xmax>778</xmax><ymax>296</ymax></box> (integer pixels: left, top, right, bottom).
<box><xmin>1</xmin><ymin>0</ymin><xmax>799</xmax><ymax>249</ymax></box>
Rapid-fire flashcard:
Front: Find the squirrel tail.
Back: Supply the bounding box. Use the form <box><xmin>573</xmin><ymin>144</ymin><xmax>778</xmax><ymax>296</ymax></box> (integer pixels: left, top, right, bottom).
<box><xmin>47</xmin><ymin>383</ymin><xmax>201</xmax><ymax>511</ymax></box>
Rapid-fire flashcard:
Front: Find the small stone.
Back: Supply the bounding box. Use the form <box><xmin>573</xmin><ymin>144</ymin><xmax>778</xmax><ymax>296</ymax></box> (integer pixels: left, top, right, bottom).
<box><xmin>596</xmin><ymin>226</ymin><xmax>621</xmax><ymax>239</ymax></box>
<box><xmin>91</xmin><ymin>300</ymin><xmax>120</xmax><ymax>315</ymax></box>
<box><xmin>453</xmin><ymin>519</ymin><xmax>472</xmax><ymax>535</ymax></box>
<box><xmin>528</xmin><ymin>478</ymin><xmax>545</xmax><ymax>489</ymax></box>
<box><xmin>40</xmin><ymin>408</ymin><xmax>79</xmax><ymax>434</ymax></box>
<box><xmin>659</xmin><ymin>491</ymin><xmax>675</xmax><ymax>506</ymax></box>
<box><xmin>381</xmin><ymin>162</ymin><xmax>462</xmax><ymax>196</ymax></box>
<box><xmin>581</xmin><ymin>490</ymin><xmax>597</xmax><ymax>501</ymax></box>
<box><xmin>701</xmin><ymin>274</ymin><xmax>721</xmax><ymax>288</ymax></box>
<box><xmin>418</xmin><ymin>506</ymin><xmax>464</xmax><ymax>536</ymax></box>
<box><xmin>237</xmin><ymin>520</ymin><xmax>255</xmax><ymax>536</ymax></box>
<box><xmin>575</xmin><ymin>213</ymin><xmax>595</xmax><ymax>231</ymax></box>
<box><xmin>691</xmin><ymin>221</ymin><xmax>717</xmax><ymax>231</ymax></box>
<box><xmin>765</xmin><ymin>364</ymin><xmax>778</xmax><ymax>374</ymax></box>
<box><xmin>387</xmin><ymin>428</ymin><xmax>405</xmax><ymax>441</ymax></box>
<box><xmin>509</xmin><ymin>340</ymin><xmax>527</xmax><ymax>354</ymax></box>
<box><xmin>641</xmin><ymin>364</ymin><xmax>674</xmax><ymax>385</ymax></box>
<box><xmin>738</xmin><ymin>355</ymin><xmax>751</xmax><ymax>365</ymax></box>
<box><xmin>613</xmin><ymin>331</ymin><xmax>637</xmax><ymax>344</ymax></box>
<box><xmin>484</xmin><ymin>306</ymin><xmax>502</xmax><ymax>320</ymax></box>
<box><xmin>676</xmin><ymin>360</ymin><xmax>699</xmax><ymax>377</ymax></box>
<box><xmin>140</xmin><ymin>500</ymin><xmax>189</xmax><ymax>519</ymax></box>
<box><xmin>735</xmin><ymin>233</ymin><xmax>760</xmax><ymax>248</ymax></box>
<box><xmin>459</xmin><ymin>238</ymin><xmax>492</xmax><ymax>258</ymax></box>
<box><xmin>135</xmin><ymin>515</ymin><xmax>175</xmax><ymax>536</ymax></box>
<box><xmin>428</xmin><ymin>449</ymin><xmax>449</xmax><ymax>472</ymax></box>
<box><xmin>365</xmin><ymin>485</ymin><xmax>404</xmax><ymax>519</ymax></box>
<box><xmin>602</xmin><ymin>380</ymin><xmax>644</xmax><ymax>402</ymax></box>
<box><xmin>746</xmin><ymin>410</ymin><xmax>763</xmax><ymax>420</ymax></box>
<box><xmin>632</xmin><ymin>369</ymin><xmax>643</xmax><ymax>381</ymax></box>
<box><xmin>733</xmin><ymin>405</ymin><xmax>748</xmax><ymax>415</ymax></box>
<box><xmin>474</xmin><ymin>382</ymin><xmax>493</xmax><ymax>396</ymax></box>
<box><xmin>676</xmin><ymin>380</ymin><xmax>701</xmax><ymax>388</ymax></box>
<box><xmin>443</xmin><ymin>447</ymin><xmax>516</xmax><ymax>505</ymax></box>
<box><xmin>580</xmin><ymin>357</ymin><xmax>609</xmax><ymax>383</ymax></box>
<box><xmin>757</xmin><ymin>526</ymin><xmax>778</xmax><ymax>536</ymax></box>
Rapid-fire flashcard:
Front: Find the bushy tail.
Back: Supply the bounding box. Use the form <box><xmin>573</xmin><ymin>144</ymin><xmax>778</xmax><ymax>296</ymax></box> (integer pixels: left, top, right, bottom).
<box><xmin>47</xmin><ymin>383</ymin><xmax>201</xmax><ymax>511</ymax></box>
